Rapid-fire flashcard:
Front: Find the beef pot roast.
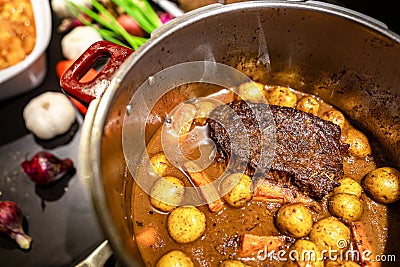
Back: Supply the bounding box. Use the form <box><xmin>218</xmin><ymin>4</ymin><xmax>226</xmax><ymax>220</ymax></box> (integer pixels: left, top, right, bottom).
<box><xmin>207</xmin><ymin>100</ymin><xmax>348</xmax><ymax>199</ymax></box>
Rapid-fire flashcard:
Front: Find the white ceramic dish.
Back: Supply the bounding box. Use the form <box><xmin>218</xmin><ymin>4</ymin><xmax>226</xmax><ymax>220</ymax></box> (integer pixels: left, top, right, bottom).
<box><xmin>0</xmin><ymin>0</ymin><xmax>52</xmax><ymax>100</ymax></box>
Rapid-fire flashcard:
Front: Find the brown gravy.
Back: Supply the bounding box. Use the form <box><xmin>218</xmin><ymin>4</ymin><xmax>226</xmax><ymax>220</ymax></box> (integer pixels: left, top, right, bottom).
<box><xmin>131</xmin><ymin>85</ymin><xmax>387</xmax><ymax>266</ymax></box>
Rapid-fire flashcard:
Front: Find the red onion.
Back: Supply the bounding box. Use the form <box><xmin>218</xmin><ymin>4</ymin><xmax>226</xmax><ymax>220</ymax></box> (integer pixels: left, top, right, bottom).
<box><xmin>0</xmin><ymin>201</ymin><xmax>32</xmax><ymax>249</ymax></box>
<box><xmin>158</xmin><ymin>12</ymin><xmax>174</xmax><ymax>24</ymax></box>
<box><xmin>21</xmin><ymin>152</ymin><xmax>74</xmax><ymax>186</ymax></box>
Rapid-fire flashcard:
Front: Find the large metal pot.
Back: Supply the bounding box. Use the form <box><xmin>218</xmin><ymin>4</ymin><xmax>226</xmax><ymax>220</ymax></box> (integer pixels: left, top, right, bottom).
<box><xmin>61</xmin><ymin>1</ymin><xmax>400</xmax><ymax>266</ymax></box>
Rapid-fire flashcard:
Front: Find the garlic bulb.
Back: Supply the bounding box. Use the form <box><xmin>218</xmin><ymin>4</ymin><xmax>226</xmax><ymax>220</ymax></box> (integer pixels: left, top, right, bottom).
<box><xmin>51</xmin><ymin>0</ymin><xmax>91</xmax><ymax>18</ymax></box>
<box><xmin>23</xmin><ymin>92</ymin><xmax>76</xmax><ymax>139</ymax></box>
<box><xmin>61</xmin><ymin>26</ymin><xmax>103</xmax><ymax>60</ymax></box>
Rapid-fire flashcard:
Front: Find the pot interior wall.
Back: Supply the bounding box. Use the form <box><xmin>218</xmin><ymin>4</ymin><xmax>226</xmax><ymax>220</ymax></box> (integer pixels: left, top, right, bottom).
<box><xmin>98</xmin><ymin>3</ymin><xmax>400</xmax><ymax>265</ymax></box>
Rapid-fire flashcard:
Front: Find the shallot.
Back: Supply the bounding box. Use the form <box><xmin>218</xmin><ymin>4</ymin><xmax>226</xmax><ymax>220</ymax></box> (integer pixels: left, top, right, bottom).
<box><xmin>0</xmin><ymin>201</ymin><xmax>32</xmax><ymax>250</ymax></box>
<box><xmin>21</xmin><ymin>152</ymin><xmax>74</xmax><ymax>186</ymax></box>
<box><xmin>117</xmin><ymin>14</ymin><xmax>146</xmax><ymax>37</ymax></box>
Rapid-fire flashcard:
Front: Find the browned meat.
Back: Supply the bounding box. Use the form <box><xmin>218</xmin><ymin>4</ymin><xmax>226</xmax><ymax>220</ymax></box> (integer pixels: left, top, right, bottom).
<box><xmin>207</xmin><ymin>100</ymin><xmax>347</xmax><ymax>199</ymax></box>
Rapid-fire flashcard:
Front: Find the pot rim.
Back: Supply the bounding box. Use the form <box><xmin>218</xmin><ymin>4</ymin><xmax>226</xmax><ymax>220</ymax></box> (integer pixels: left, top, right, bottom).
<box><xmin>82</xmin><ymin>1</ymin><xmax>400</xmax><ymax>266</ymax></box>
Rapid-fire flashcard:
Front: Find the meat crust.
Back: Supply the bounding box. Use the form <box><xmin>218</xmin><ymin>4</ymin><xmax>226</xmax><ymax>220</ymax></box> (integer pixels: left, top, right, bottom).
<box><xmin>207</xmin><ymin>100</ymin><xmax>347</xmax><ymax>199</ymax></box>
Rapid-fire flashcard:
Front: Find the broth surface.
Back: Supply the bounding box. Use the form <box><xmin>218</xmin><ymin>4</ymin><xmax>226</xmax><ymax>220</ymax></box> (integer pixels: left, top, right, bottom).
<box><xmin>131</xmin><ymin>84</ymin><xmax>387</xmax><ymax>267</ymax></box>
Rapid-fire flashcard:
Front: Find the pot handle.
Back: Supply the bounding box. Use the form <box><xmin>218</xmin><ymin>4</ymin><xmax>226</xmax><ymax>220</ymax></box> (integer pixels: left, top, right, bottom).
<box><xmin>60</xmin><ymin>40</ymin><xmax>134</xmax><ymax>105</ymax></box>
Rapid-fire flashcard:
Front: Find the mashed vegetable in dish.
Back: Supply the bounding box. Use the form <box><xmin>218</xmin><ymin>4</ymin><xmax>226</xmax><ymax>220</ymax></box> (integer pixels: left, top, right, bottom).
<box><xmin>0</xmin><ymin>0</ymin><xmax>36</xmax><ymax>70</ymax></box>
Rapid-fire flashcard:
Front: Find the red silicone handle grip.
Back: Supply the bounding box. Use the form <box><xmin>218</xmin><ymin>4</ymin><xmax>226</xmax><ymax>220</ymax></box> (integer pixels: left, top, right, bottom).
<box><xmin>60</xmin><ymin>41</ymin><xmax>134</xmax><ymax>105</ymax></box>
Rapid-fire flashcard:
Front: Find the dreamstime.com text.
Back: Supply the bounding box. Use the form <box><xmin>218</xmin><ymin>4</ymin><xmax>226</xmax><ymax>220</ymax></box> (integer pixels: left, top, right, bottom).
<box><xmin>256</xmin><ymin>240</ymin><xmax>396</xmax><ymax>263</ymax></box>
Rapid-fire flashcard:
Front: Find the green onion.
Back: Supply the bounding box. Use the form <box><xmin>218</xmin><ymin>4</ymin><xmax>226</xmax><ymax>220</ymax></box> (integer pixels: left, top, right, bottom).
<box><xmin>65</xmin><ymin>0</ymin><xmax>151</xmax><ymax>50</ymax></box>
<box><xmin>112</xmin><ymin>0</ymin><xmax>162</xmax><ymax>34</ymax></box>
<box><xmin>90</xmin><ymin>0</ymin><xmax>143</xmax><ymax>49</ymax></box>
<box><xmin>98</xmin><ymin>29</ymin><xmax>129</xmax><ymax>47</ymax></box>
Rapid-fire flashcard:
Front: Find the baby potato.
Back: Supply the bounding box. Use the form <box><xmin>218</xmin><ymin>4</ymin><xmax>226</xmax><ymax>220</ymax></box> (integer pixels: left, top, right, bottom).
<box><xmin>285</xmin><ymin>240</ymin><xmax>323</xmax><ymax>267</ymax></box>
<box><xmin>156</xmin><ymin>250</ymin><xmax>194</xmax><ymax>267</ymax></box>
<box><xmin>334</xmin><ymin>178</ymin><xmax>363</xmax><ymax>198</ymax></box>
<box><xmin>362</xmin><ymin>167</ymin><xmax>400</xmax><ymax>204</ymax></box>
<box><xmin>167</xmin><ymin>206</ymin><xmax>206</xmax><ymax>243</ymax></box>
<box><xmin>265</xmin><ymin>86</ymin><xmax>297</xmax><ymax>107</ymax></box>
<box><xmin>309</xmin><ymin>217</ymin><xmax>350</xmax><ymax>252</ymax></box>
<box><xmin>220</xmin><ymin>260</ymin><xmax>252</xmax><ymax>267</ymax></box>
<box><xmin>150</xmin><ymin>176</ymin><xmax>185</xmax><ymax>212</ymax></box>
<box><xmin>329</xmin><ymin>193</ymin><xmax>363</xmax><ymax>224</ymax></box>
<box><xmin>221</xmin><ymin>173</ymin><xmax>252</xmax><ymax>208</ymax></box>
<box><xmin>194</xmin><ymin>99</ymin><xmax>217</xmax><ymax>125</ymax></box>
<box><xmin>150</xmin><ymin>152</ymin><xmax>171</xmax><ymax>177</ymax></box>
<box><xmin>237</xmin><ymin>81</ymin><xmax>266</xmax><ymax>103</ymax></box>
<box><xmin>321</xmin><ymin>110</ymin><xmax>346</xmax><ymax>131</ymax></box>
<box><xmin>296</xmin><ymin>96</ymin><xmax>320</xmax><ymax>116</ymax></box>
<box><xmin>275</xmin><ymin>203</ymin><xmax>314</xmax><ymax>238</ymax></box>
<box><xmin>343</xmin><ymin>128</ymin><xmax>371</xmax><ymax>158</ymax></box>
<box><xmin>325</xmin><ymin>260</ymin><xmax>361</xmax><ymax>267</ymax></box>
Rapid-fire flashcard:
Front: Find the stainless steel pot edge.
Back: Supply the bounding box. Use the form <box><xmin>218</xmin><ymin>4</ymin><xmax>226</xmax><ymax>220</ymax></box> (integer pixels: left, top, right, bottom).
<box><xmin>157</xmin><ymin>0</ymin><xmax>400</xmax><ymax>41</ymax></box>
<box><xmin>83</xmin><ymin>1</ymin><xmax>400</xmax><ymax>266</ymax></box>
<box><xmin>81</xmin><ymin>71</ymin><xmax>144</xmax><ymax>266</ymax></box>
<box><xmin>78</xmin><ymin>99</ymin><xmax>116</xmax><ymax>267</ymax></box>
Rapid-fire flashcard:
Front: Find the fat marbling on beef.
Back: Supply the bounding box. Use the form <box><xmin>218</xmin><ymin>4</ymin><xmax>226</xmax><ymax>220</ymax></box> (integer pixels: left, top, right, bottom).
<box><xmin>207</xmin><ymin>100</ymin><xmax>348</xmax><ymax>199</ymax></box>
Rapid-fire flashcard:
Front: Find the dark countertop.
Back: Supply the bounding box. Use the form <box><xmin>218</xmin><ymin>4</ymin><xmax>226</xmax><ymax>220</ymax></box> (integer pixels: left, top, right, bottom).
<box><xmin>343</xmin><ymin>0</ymin><xmax>400</xmax><ymax>35</ymax></box>
<box><xmin>0</xmin><ymin>3</ymin><xmax>106</xmax><ymax>267</ymax></box>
